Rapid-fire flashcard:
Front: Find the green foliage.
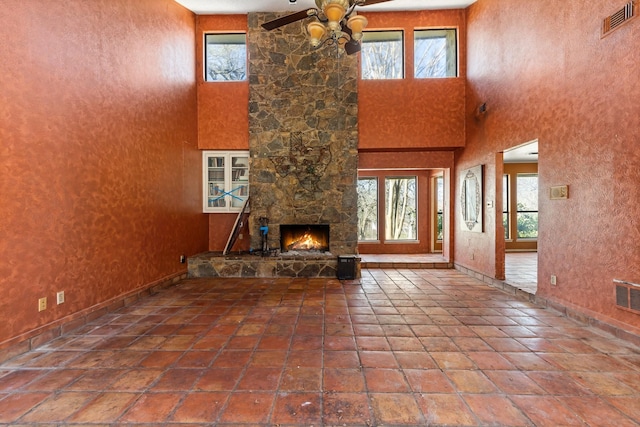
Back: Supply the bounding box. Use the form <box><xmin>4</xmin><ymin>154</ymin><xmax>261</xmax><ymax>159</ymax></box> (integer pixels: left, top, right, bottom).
<box><xmin>516</xmin><ymin>203</ymin><xmax>538</xmax><ymax>238</ymax></box>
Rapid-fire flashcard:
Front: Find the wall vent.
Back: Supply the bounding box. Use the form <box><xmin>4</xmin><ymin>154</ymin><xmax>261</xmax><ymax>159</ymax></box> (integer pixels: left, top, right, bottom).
<box><xmin>603</xmin><ymin>1</ymin><xmax>637</xmax><ymax>36</ymax></box>
<box><xmin>614</xmin><ymin>279</ymin><xmax>640</xmax><ymax>314</ymax></box>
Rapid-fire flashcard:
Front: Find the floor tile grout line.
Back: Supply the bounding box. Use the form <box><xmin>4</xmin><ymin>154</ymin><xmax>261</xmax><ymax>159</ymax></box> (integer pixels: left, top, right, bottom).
<box><xmin>2</xmin><ymin>270</ymin><xmax>640</xmax><ymax>426</ymax></box>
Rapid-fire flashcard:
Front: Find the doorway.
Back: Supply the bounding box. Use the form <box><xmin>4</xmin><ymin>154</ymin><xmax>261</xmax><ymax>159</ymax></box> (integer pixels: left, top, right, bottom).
<box><xmin>502</xmin><ymin>140</ymin><xmax>538</xmax><ymax>294</ymax></box>
<box><xmin>357</xmin><ymin>168</ymin><xmax>449</xmax><ymax>259</ymax></box>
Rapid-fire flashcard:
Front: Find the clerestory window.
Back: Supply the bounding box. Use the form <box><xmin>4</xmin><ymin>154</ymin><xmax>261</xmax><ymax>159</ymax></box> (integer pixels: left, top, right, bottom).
<box><xmin>414</xmin><ymin>29</ymin><xmax>457</xmax><ymax>78</ymax></box>
<box><xmin>204</xmin><ymin>33</ymin><xmax>247</xmax><ymax>82</ymax></box>
<box><xmin>361</xmin><ymin>30</ymin><xmax>404</xmax><ymax>80</ymax></box>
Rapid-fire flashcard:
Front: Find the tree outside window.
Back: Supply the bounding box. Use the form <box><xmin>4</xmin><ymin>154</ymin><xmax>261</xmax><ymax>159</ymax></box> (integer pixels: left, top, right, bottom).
<box><xmin>414</xmin><ymin>29</ymin><xmax>457</xmax><ymax>78</ymax></box>
<box><xmin>385</xmin><ymin>177</ymin><xmax>417</xmax><ymax>240</ymax></box>
<box><xmin>361</xmin><ymin>31</ymin><xmax>404</xmax><ymax>80</ymax></box>
<box><xmin>357</xmin><ymin>178</ymin><xmax>378</xmax><ymax>241</ymax></box>
<box><xmin>516</xmin><ymin>174</ymin><xmax>538</xmax><ymax>238</ymax></box>
<box><xmin>205</xmin><ymin>33</ymin><xmax>246</xmax><ymax>81</ymax></box>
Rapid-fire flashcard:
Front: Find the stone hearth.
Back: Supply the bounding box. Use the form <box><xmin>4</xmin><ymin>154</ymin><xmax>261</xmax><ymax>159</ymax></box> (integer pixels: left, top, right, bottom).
<box><xmin>188</xmin><ymin>251</ymin><xmax>344</xmax><ymax>278</ymax></box>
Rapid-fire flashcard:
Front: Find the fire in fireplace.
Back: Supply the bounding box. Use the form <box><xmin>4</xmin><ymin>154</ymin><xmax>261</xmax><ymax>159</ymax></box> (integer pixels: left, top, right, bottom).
<box><xmin>280</xmin><ymin>224</ymin><xmax>330</xmax><ymax>253</ymax></box>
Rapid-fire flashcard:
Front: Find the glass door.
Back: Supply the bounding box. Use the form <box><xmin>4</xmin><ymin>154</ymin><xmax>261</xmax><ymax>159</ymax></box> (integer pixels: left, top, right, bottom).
<box><xmin>230</xmin><ymin>155</ymin><xmax>249</xmax><ymax>209</ymax></box>
<box><xmin>206</xmin><ymin>155</ymin><xmax>227</xmax><ymax>209</ymax></box>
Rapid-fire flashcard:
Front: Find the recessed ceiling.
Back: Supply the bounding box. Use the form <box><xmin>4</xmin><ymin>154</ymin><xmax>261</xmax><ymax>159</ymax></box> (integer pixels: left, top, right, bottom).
<box><xmin>504</xmin><ymin>140</ymin><xmax>539</xmax><ymax>163</ymax></box>
<box><xmin>174</xmin><ymin>0</ymin><xmax>477</xmax><ymax>15</ymax></box>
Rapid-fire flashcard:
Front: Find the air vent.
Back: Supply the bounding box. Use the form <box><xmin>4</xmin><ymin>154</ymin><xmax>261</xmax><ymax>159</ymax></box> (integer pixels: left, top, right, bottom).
<box><xmin>614</xmin><ymin>279</ymin><xmax>640</xmax><ymax>314</ymax></box>
<box><xmin>602</xmin><ymin>1</ymin><xmax>637</xmax><ymax>36</ymax></box>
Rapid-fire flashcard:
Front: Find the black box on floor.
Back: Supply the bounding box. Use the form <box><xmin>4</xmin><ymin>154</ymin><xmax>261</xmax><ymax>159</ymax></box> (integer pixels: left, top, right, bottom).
<box><xmin>337</xmin><ymin>255</ymin><xmax>357</xmax><ymax>280</ymax></box>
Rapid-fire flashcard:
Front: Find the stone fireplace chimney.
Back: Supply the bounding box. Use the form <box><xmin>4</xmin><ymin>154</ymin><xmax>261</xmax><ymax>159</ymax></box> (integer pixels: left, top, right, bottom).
<box><xmin>247</xmin><ymin>12</ymin><xmax>359</xmax><ymax>258</ymax></box>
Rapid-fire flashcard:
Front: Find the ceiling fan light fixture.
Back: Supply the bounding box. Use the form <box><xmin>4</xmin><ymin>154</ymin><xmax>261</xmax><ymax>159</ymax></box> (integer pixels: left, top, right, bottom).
<box><xmin>337</xmin><ymin>31</ymin><xmax>351</xmax><ymax>47</ymax></box>
<box><xmin>347</xmin><ymin>14</ymin><xmax>368</xmax><ymax>41</ymax></box>
<box><xmin>307</xmin><ymin>21</ymin><xmax>327</xmax><ymax>47</ymax></box>
<box><xmin>324</xmin><ymin>3</ymin><xmax>347</xmax><ymax>31</ymax></box>
<box><xmin>264</xmin><ymin>0</ymin><xmax>381</xmax><ymax>55</ymax></box>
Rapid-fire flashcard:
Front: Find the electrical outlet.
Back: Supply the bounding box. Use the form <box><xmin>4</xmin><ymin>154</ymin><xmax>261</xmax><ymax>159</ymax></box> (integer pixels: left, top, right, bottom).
<box><xmin>57</xmin><ymin>291</ymin><xmax>65</xmax><ymax>305</ymax></box>
<box><xmin>38</xmin><ymin>297</ymin><xmax>47</xmax><ymax>312</ymax></box>
<box><xmin>179</xmin><ymin>255</ymin><xmax>186</xmax><ymax>264</ymax></box>
<box><xmin>550</xmin><ymin>275</ymin><xmax>557</xmax><ymax>286</ymax></box>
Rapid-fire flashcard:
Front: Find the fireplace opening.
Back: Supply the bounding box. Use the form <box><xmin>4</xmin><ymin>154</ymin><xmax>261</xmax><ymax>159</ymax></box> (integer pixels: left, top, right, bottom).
<box><xmin>280</xmin><ymin>224</ymin><xmax>330</xmax><ymax>253</ymax></box>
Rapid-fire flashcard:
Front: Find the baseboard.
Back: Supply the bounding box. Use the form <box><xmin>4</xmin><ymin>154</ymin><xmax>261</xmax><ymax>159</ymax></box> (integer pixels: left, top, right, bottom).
<box><xmin>0</xmin><ymin>271</ymin><xmax>188</xmax><ymax>365</ymax></box>
<box><xmin>454</xmin><ymin>263</ymin><xmax>640</xmax><ymax>347</ymax></box>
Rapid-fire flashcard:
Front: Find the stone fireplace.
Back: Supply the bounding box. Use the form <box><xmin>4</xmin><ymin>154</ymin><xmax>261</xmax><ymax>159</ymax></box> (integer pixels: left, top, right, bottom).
<box><xmin>189</xmin><ymin>12</ymin><xmax>361</xmax><ymax>279</ymax></box>
<box><xmin>247</xmin><ymin>13</ymin><xmax>359</xmax><ymax>263</ymax></box>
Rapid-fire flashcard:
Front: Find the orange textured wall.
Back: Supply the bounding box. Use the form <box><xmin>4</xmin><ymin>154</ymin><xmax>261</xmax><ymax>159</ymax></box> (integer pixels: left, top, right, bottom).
<box><xmin>461</xmin><ymin>0</ymin><xmax>640</xmax><ymax>332</ymax></box>
<box><xmin>208</xmin><ymin>214</ymin><xmax>250</xmax><ymax>253</ymax></box>
<box><xmin>0</xmin><ymin>0</ymin><xmax>208</xmax><ymax>346</ymax></box>
<box><xmin>196</xmin><ymin>15</ymin><xmax>249</xmax><ymax>150</ymax></box>
<box><xmin>359</xmin><ymin>10</ymin><xmax>467</xmax><ymax>150</ymax></box>
<box><xmin>359</xmin><ymin>150</ymin><xmax>454</xmax><ymax>170</ymax></box>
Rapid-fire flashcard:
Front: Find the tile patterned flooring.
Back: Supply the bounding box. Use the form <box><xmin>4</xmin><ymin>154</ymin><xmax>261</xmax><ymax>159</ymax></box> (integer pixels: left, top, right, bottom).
<box><xmin>505</xmin><ymin>252</ymin><xmax>538</xmax><ymax>295</ymax></box>
<box><xmin>1</xmin><ymin>268</ymin><xmax>640</xmax><ymax>426</ymax></box>
<box><xmin>361</xmin><ymin>252</ymin><xmax>538</xmax><ymax>295</ymax></box>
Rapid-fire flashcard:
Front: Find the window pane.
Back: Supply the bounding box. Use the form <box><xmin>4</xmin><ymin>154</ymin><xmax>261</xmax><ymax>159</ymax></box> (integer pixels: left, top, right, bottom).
<box><xmin>230</xmin><ymin>156</ymin><xmax>249</xmax><ymax>208</ymax></box>
<box><xmin>503</xmin><ymin>213</ymin><xmax>510</xmax><ymax>239</ymax></box>
<box><xmin>414</xmin><ymin>29</ymin><xmax>457</xmax><ymax>78</ymax></box>
<box><xmin>357</xmin><ymin>178</ymin><xmax>378</xmax><ymax>241</ymax></box>
<box><xmin>516</xmin><ymin>174</ymin><xmax>538</xmax><ymax>239</ymax></box>
<box><xmin>205</xmin><ymin>33</ymin><xmax>246</xmax><ymax>81</ymax></box>
<box><xmin>436</xmin><ymin>176</ymin><xmax>444</xmax><ymax>241</ymax></box>
<box><xmin>503</xmin><ymin>174</ymin><xmax>510</xmax><ymax>239</ymax></box>
<box><xmin>517</xmin><ymin>212</ymin><xmax>538</xmax><ymax>238</ymax></box>
<box><xmin>361</xmin><ymin>31</ymin><xmax>404</xmax><ymax>80</ymax></box>
<box><xmin>207</xmin><ymin>156</ymin><xmax>226</xmax><ymax>208</ymax></box>
<box><xmin>516</xmin><ymin>174</ymin><xmax>538</xmax><ymax>211</ymax></box>
<box><xmin>385</xmin><ymin>177</ymin><xmax>417</xmax><ymax>240</ymax></box>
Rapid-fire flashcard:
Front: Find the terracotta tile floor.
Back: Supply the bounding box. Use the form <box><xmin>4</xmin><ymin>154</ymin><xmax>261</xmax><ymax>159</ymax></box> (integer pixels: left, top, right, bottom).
<box><xmin>2</xmin><ymin>268</ymin><xmax>640</xmax><ymax>426</ymax></box>
<box><xmin>505</xmin><ymin>252</ymin><xmax>538</xmax><ymax>295</ymax></box>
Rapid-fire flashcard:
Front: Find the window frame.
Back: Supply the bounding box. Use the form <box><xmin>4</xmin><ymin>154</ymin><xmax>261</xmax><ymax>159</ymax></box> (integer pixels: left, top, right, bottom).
<box><xmin>204</xmin><ymin>32</ymin><xmax>247</xmax><ymax>83</ymax></box>
<box><xmin>202</xmin><ymin>150</ymin><xmax>250</xmax><ymax>213</ymax></box>
<box><xmin>432</xmin><ymin>175</ymin><xmax>444</xmax><ymax>252</ymax></box>
<box><xmin>515</xmin><ymin>173</ymin><xmax>539</xmax><ymax>240</ymax></box>
<box><xmin>360</xmin><ymin>30</ymin><xmax>405</xmax><ymax>80</ymax></box>
<box><xmin>357</xmin><ymin>177</ymin><xmax>380</xmax><ymax>242</ymax></box>
<box><xmin>503</xmin><ymin>174</ymin><xmax>511</xmax><ymax>240</ymax></box>
<box><xmin>384</xmin><ymin>175</ymin><xmax>418</xmax><ymax>242</ymax></box>
<box><xmin>413</xmin><ymin>28</ymin><xmax>458</xmax><ymax>79</ymax></box>
<box><xmin>434</xmin><ymin>175</ymin><xmax>444</xmax><ymax>243</ymax></box>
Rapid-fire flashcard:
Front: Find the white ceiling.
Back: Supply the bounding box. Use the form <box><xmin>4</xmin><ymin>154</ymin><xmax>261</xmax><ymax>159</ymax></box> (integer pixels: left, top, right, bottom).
<box><xmin>504</xmin><ymin>140</ymin><xmax>539</xmax><ymax>163</ymax></box>
<box><xmin>174</xmin><ymin>0</ymin><xmax>477</xmax><ymax>15</ymax></box>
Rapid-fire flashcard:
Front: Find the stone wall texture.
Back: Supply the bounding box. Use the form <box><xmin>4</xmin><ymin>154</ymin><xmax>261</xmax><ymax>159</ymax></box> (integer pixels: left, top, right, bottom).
<box><xmin>247</xmin><ymin>12</ymin><xmax>359</xmax><ymax>257</ymax></box>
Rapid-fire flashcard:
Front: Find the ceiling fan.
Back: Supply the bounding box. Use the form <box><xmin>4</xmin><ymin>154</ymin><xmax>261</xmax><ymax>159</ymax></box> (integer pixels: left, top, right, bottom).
<box><xmin>261</xmin><ymin>0</ymin><xmax>393</xmax><ymax>54</ymax></box>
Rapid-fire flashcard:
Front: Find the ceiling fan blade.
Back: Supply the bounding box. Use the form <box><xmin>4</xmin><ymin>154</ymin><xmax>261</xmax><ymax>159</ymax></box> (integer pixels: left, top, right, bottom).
<box><xmin>261</xmin><ymin>9</ymin><xmax>316</xmax><ymax>31</ymax></box>
<box><xmin>358</xmin><ymin>0</ymin><xmax>393</xmax><ymax>6</ymax></box>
